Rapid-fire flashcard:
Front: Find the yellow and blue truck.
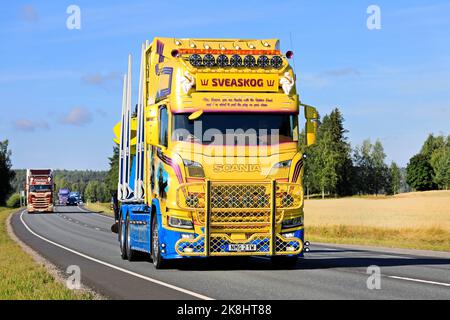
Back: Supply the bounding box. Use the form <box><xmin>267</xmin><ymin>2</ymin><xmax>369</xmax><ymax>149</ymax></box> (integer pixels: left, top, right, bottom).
<box><xmin>112</xmin><ymin>38</ymin><xmax>318</xmax><ymax>268</ymax></box>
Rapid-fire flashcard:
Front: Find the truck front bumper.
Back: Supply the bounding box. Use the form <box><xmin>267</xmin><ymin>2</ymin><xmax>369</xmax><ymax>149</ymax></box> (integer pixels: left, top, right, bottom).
<box><xmin>160</xmin><ymin>227</ymin><xmax>304</xmax><ymax>260</ymax></box>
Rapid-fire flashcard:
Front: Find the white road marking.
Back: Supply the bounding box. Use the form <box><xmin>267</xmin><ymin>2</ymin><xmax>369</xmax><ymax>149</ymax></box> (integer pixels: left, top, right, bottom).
<box><xmin>19</xmin><ymin>210</ymin><xmax>213</xmax><ymax>300</ymax></box>
<box><xmin>388</xmin><ymin>276</ymin><xmax>450</xmax><ymax>287</ymax></box>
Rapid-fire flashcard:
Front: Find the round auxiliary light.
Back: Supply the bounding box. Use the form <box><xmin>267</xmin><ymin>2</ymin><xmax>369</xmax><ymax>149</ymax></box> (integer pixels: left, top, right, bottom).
<box><xmin>189</xmin><ymin>54</ymin><xmax>202</xmax><ymax>67</ymax></box>
<box><xmin>216</xmin><ymin>54</ymin><xmax>229</xmax><ymax>67</ymax></box>
<box><xmin>257</xmin><ymin>55</ymin><xmax>270</xmax><ymax>68</ymax></box>
<box><xmin>286</xmin><ymin>50</ymin><xmax>294</xmax><ymax>59</ymax></box>
<box><xmin>203</xmin><ymin>54</ymin><xmax>215</xmax><ymax>67</ymax></box>
<box><xmin>171</xmin><ymin>49</ymin><xmax>180</xmax><ymax>58</ymax></box>
<box><xmin>230</xmin><ymin>54</ymin><xmax>242</xmax><ymax>67</ymax></box>
<box><xmin>243</xmin><ymin>55</ymin><xmax>256</xmax><ymax>67</ymax></box>
<box><xmin>270</xmin><ymin>55</ymin><xmax>283</xmax><ymax>69</ymax></box>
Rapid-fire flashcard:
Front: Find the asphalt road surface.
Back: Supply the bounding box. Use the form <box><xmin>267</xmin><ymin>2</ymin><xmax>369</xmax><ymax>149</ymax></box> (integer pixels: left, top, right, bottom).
<box><xmin>10</xmin><ymin>206</ymin><xmax>450</xmax><ymax>300</ymax></box>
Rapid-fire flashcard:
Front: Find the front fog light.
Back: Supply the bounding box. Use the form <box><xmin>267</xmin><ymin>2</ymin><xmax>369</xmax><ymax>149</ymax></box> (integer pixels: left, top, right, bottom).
<box><xmin>282</xmin><ymin>216</ymin><xmax>304</xmax><ymax>229</ymax></box>
<box><xmin>181</xmin><ymin>233</ymin><xmax>195</xmax><ymax>239</ymax></box>
<box><xmin>282</xmin><ymin>232</ymin><xmax>295</xmax><ymax>238</ymax></box>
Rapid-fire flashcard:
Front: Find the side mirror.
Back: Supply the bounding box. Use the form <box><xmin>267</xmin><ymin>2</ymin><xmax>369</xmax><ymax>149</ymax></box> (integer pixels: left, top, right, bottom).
<box><xmin>302</xmin><ymin>104</ymin><xmax>318</xmax><ymax>146</ymax></box>
<box><xmin>306</xmin><ymin>120</ymin><xmax>317</xmax><ymax>146</ymax></box>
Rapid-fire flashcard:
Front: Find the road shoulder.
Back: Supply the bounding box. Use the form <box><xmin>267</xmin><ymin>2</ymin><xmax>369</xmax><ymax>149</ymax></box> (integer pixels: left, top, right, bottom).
<box><xmin>6</xmin><ymin>209</ymin><xmax>103</xmax><ymax>299</ymax></box>
<box><xmin>313</xmin><ymin>241</ymin><xmax>450</xmax><ymax>259</ymax></box>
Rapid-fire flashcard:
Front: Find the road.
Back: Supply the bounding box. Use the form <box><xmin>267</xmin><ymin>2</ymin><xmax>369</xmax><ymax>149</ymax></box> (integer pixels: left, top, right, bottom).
<box><xmin>10</xmin><ymin>206</ymin><xmax>450</xmax><ymax>300</ymax></box>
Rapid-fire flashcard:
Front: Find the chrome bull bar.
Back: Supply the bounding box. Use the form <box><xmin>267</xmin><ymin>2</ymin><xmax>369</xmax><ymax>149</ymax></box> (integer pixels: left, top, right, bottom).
<box><xmin>175</xmin><ymin>180</ymin><xmax>303</xmax><ymax>256</ymax></box>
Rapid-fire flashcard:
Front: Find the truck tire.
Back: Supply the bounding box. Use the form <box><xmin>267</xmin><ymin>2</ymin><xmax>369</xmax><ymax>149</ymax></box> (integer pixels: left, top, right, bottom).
<box><xmin>151</xmin><ymin>216</ymin><xmax>166</xmax><ymax>269</ymax></box>
<box><xmin>119</xmin><ymin>215</ymin><xmax>127</xmax><ymax>260</ymax></box>
<box><xmin>271</xmin><ymin>256</ymin><xmax>298</xmax><ymax>269</ymax></box>
<box><xmin>126</xmin><ymin>215</ymin><xmax>137</xmax><ymax>261</ymax></box>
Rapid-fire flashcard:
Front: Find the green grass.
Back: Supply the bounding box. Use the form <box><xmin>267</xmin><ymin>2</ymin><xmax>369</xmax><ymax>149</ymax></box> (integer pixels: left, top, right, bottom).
<box><xmin>84</xmin><ymin>202</ymin><xmax>114</xmax><ymax>217</ymax></box>
<box><xmin>0</xmin><ymin>208</ymin><xmax>93</xmax><ymax>299</ymax></box>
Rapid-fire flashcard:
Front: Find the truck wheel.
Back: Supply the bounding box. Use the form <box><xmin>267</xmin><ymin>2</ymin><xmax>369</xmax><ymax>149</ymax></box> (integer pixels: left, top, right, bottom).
<box><xmin>126</xmin><ymin>215</ymin><xmax>136</xmax><ymax>261</ymax></box>
<box><xmin>119</xmin><ymin>215</ymin><xmax>127</xmax><ymax>260</ymax></box>
<box><xmin>271</xmin><ymin>256</ymin><xmax>298</xmax><ymax>269</ymax></box>
<box><xmin>151</xmin><ymin>217</ymin><xmax>165</xmax><ymax>269</ymax></box>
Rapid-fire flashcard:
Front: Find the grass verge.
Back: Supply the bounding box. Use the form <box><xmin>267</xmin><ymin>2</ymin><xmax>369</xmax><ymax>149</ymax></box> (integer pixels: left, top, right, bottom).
<box><xmin>84</xmin><ymin>202</ymin><xmax>113</xmax><ymax>217</ymax></box>
<box><xmin>307</xmin><ymin>224</ymin><xmax>450</xmax><ymax>252</ymax></box>
<box><xmin>0</xmin><ymin>208</ymin><xmax>93</xmax><ymax>299</ymax></box>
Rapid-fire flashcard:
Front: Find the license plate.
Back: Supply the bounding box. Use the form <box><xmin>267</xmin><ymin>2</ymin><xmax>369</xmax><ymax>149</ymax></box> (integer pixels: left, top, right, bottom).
<box><xmin>228</xmin><ymin>244</ymin><xmax>257</xmax><ymax>252</ymax></box>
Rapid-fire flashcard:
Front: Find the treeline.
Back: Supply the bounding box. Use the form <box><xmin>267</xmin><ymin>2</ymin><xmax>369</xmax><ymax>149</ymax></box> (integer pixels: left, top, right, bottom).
<box><xmin>12</xmin><ymin>169</ymin><xmax>110</xmax><ymax>203</ymax></box>
<box><xmin>302</xmin><ymin>108</ymin><xmax>403</xmax><ymax>198</ymax></box>
<box><xmin>303</xmin><ymin>108</ymin><xmax>449</xmax><ymax>198</ymax></box>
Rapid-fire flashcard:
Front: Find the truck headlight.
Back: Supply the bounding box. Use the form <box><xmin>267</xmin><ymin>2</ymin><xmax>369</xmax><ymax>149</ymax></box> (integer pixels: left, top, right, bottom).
<box><xmin>273</xmin><ymin>160</ymin><xmax>292</xmax><ymax>168</ymax></box>
<box><xmin>269</xmin><ymin>160</ymin><xmax>291</xmax><ymax>176</ymax></box>
<box><xmin>168</xmin><ymin>217</ymin><xmax>194</xmax><ymax>229</ymax></box>
<box><xmin>282</xmin><ymin>216</ymin><xmax>303</xmax><ymax>229</ymax></box>
<box><xmin>183</xmin><ymin>159</ymin><xmax>205</xmax><ymax>178</ymax></box>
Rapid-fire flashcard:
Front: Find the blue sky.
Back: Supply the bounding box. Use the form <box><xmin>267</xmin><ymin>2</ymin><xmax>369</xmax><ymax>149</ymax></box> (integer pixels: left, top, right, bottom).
<box><xmin>0</xmin><ymin>0</ymin><xmax>449</xmax><ymax>170</ymax></box>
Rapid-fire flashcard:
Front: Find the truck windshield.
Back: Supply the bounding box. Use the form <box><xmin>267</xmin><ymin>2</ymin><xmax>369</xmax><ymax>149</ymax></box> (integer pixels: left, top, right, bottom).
<box><xmin>173</xmin><ymin>113</ymin><xmax>298</xmax><ymax>145</ymax></box>
<box><xmin>30</xmin><ymin>185</ymin><xmax>52</xmax><ymax>192</ymax></box>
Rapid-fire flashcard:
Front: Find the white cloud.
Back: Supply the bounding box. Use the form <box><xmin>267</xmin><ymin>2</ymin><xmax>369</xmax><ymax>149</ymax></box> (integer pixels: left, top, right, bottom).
<box><xmin>14</xmin><ymin>119</ymin><xmax>49</xmax><ymax>131</ymax></box>
<box><xmin>81</xmin><ymin>72</ymin><xmax>120</xmax><ymax>86</ymax></box>
<box><xmin>61</xmin><ymin>107</ymin><xmax>93</xmax><ymax>126</ymax></box>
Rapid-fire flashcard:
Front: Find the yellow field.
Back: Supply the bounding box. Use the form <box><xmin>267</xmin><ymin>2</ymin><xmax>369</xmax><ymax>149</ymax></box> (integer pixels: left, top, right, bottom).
<box><xmin>304</xmin><ymin>191</ymin><xmax>450</xmax><ymax>251</ymax></box>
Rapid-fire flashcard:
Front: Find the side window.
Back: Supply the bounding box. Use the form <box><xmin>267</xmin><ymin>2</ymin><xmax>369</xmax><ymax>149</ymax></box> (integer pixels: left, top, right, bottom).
<box><xmin>158</xmin><ymin>105</ymin><xmax>168</xmax><ymax>147</ymax></box>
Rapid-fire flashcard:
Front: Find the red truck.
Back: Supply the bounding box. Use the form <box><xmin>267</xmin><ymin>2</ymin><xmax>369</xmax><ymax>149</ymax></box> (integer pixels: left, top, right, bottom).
<box><xmin>26</xmin><ymin>169</ymin><xmax>54</xmax><ymax>213</ymax></box>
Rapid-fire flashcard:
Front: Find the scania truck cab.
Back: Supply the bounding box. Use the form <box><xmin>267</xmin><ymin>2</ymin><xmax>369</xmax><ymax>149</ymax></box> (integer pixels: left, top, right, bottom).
<box><xmin>113</xmin><ymin>38</ymin><xmax>318</xmax><ymax>268</ymax></box>
<box><xmin>27</xmin><ymin>169</ymin><xmax>54</xmax><ymax>213</ymax></box>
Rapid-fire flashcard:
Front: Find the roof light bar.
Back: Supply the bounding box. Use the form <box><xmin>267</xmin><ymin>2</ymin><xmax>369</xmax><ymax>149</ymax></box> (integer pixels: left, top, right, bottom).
<box><xmin>179</xmin><ymin>49</ymin><xmax>281</xmax><ymax>55</ymax></box>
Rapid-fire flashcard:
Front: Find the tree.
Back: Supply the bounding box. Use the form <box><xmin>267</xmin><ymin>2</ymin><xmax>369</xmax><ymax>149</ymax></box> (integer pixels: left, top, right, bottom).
<box><xmin>353</xmin><ymin>139</ymin><xmax>375</xmax><ymax>194</ymax></box>
<box><xmin>420</xmin><ymin>134</ymin><xmax>445</xmax><ymax>160</ymax></box>
<box><xmin>6</xmin><ymin>193</ymin><xmax>21</xmax><ymax>208</ymax></box>
<box><xmin>389</xmin><ymin>161</ymin><xmax>401</xmax><ymax>195</ymax></box>
<box><xmin>372</xmin><ymin>140</ymin><xmax>389</xmax><ymax>194</ymax></box>
<box><xmin>84</xmin><ymin>180</ymin><xmax>99</xmax><ymax>202</ymax></box>
<box><xmin>316</xmin><ymin>131</ymin><xmax>339</xmax><ymax>198</ymax></box>
<box><xmin>430</xmin><ymin>140</ymin><xmax>450</xmax><ymax>190</ymax></box>
<box><xmin>105</xmin><ymin>146</ymin><xmax>119</xmax><ymax>193</ymax></box>
<box><xmin>324</xmin><ymin>108</ymin><xmax>353</xmax><ymax>196</ymax></box>
<box><xmin>406</xmin><ymin>154</ymin><xmax>436</xmax><ymax>191</ymax></box>
<box><xmin>97</xmin><ymin>182</ymin><xmax>110</xmax><ymax>202</ymax></box>
<box><xmin>303</xmin><ymin>108</ymin><xmax>353</xmax><ymax>198</ymax></box>
<box><xmin>0</xmin><ymin>140</ymin><xmax>15</xmax><ymax>205</ymax></box>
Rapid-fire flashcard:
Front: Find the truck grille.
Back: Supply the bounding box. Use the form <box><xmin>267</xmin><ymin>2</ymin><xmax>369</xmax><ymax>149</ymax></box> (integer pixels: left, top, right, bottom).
<box><xmin>178</xmin><ymin>183</ymin><xmax>303</xmax><ymax>210</ymax></box>
<box><xmin>31</xmin><ymin>195</ymin><xmax>51</xmax><ymax>209</ymax></box>
<box><xmin>177</xmin><ymin>182</ymin><xmax>302</xmax><ymax>232</ymax></box>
